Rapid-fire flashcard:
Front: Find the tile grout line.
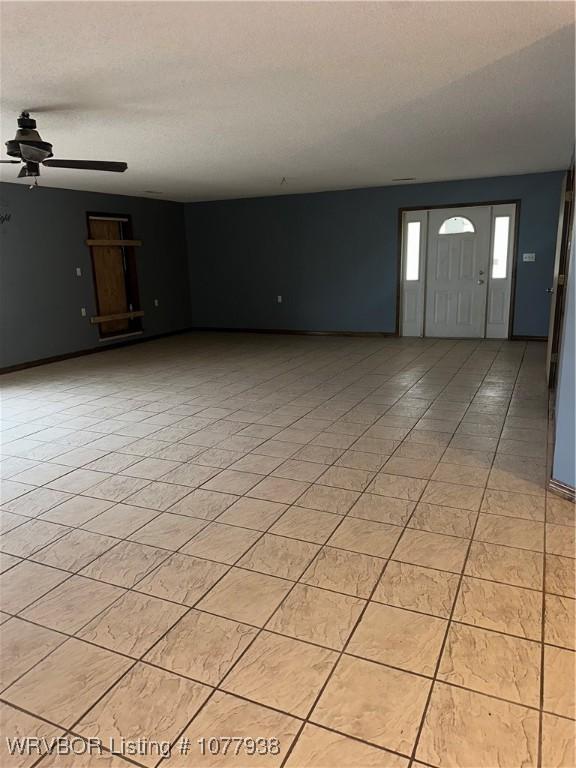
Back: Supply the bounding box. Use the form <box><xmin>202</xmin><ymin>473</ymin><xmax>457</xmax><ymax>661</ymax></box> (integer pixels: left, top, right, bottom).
<box><xmin>537</xmin><ymin>409</ymin><xmax>554</xmax><ymax>768</ymax></box>
<box><xmin>405</xmin><ymin>339</ymin><xmax>526</xmax><ymax>766</ymax></box>
<box><xmin>279</xmin><ymin>339</ymin><xmax>489</xmax><ymax>767</ymax></box>
<box><xmin>153</xmin><ymin>339</ymin><xmax>470</xmax><ymax>768</ymax></box>
<box><xmin>145</xmin><ymin>340</ymin><xmax>475</xmax><ymax>764</ymax></box>
<box><xmin>0</xmin><ymin>337</ymin><xmax>560</xmax><ymax>768</ymax></box>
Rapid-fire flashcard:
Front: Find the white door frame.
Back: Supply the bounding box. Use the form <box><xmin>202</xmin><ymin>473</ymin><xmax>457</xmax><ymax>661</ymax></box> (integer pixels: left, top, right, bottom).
<box><xmin>400</xmin><ymin>202</ymin><xmax>517</xmax><ymax>338</ymax></box>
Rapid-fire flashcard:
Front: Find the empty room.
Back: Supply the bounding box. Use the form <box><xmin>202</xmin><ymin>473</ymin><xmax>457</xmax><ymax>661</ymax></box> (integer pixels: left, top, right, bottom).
<box><xmin>0</xmin><ymin>2</ymin><xmax>575</xmax><ymax>767</ymax></box>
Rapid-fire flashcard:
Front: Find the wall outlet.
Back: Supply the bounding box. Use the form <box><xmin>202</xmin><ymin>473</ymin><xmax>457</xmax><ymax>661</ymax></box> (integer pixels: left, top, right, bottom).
<box><xmin>154</xmin><ymin>298</ymin><xmax>159</xmax><ymax>307</ymax></box>
<box><xmin>80</xmin><ymin>307</ymin><xmax>87</xmax><ymax>317</ymax></box>
<box><xmin>522</xmin><ymin>253</ymin><xmax>536</xmax><ymax>262</ymax></box>
<box><xmin>277</xmin><ymin>295</ymin><xmax>283</xmax><ymax>303</ymax></box>
<box><xmin>75</xmin><ymin>267</ymin><xmax>82</xmax><ymax>277</ymax></box>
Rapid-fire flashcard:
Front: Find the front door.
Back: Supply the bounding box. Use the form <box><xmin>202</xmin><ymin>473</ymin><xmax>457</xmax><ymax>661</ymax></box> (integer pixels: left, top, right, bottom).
<box><xmin>425</xmin><ymin>206</ymin><xmax>491</xmax><ymax>338</ymax></box>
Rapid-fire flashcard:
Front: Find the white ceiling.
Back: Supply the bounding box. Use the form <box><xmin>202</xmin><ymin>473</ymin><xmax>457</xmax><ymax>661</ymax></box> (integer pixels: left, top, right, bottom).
<box><xmin>1</xmin><ymin>1</ymin><xmax>574</xmax><ymax>202</ymax></box>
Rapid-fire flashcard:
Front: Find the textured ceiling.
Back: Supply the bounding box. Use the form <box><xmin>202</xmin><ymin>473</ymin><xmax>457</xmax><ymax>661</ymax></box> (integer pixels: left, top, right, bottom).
<box><xmin>1</xmin><ymin>1</ymin><xmax>574</xmax><ymax>201</ymax></box>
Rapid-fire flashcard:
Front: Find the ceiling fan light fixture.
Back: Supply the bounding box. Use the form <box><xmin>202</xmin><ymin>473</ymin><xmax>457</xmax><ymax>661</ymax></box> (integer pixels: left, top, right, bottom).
<box><xmin>2</xmin><ymin>112</ymin><xmax>127</xmax><ymax>174</ymax></box>
<box><xmin>17</xmin><ymin>161</ymin><xmax>40</xmax><ymax>178</ymax></box>
<box><xmin>6</xmin><ymin>112</ymin><xmax>53</xmax><ymax>159</ymax></box>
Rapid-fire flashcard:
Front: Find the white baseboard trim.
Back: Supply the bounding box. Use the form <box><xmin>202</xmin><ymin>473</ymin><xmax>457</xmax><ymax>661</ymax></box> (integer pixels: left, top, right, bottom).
<box><xmin>548</xmin><ymin>477</ymin><xmax>576</xmax><ymax>502</ymax></box>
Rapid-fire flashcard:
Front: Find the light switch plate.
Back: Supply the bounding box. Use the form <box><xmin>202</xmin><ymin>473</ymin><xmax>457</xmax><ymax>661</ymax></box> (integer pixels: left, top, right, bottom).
<box><xmin>523</xmin><ymin>253</ymin><xmax>536</xmax><ymax>262</ymax></box>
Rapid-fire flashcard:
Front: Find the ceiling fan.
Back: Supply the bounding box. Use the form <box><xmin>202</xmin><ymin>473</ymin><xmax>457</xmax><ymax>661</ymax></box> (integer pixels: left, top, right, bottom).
<box><xmin>0</xmin><ymin>112</ymin><xmax>127</xmax><ymax>180</ymax></box>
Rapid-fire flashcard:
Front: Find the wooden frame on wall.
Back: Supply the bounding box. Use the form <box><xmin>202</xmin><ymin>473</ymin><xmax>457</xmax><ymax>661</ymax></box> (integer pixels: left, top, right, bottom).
<box><xmin>86</xmin><ymin>211</ymin><xmax>143</xmax><ymax>338</ymax></box>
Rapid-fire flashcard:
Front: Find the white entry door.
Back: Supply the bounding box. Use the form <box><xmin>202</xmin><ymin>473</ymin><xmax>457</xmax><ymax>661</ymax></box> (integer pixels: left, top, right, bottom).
<box><xmin>425</xmin><ymin>206</ymin><xmax>491</xmax><ymax>338</ymax></box>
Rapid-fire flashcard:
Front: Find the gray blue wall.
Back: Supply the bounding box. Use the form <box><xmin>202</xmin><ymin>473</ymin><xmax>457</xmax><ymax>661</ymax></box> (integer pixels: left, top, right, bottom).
<box><xmin>0</xmin><ymin>170</ymin><xmax>565</xmax><ymax>368</ymax></box>
<box><xmin>553</xmin><ymin>234</ymin><xmax>575</xmax><ymax>489</ymax></box>
<box><xmin>185</xmin><ymin>172</ymin><xmax>563</xmax><ymax>336</ymax></box>
<box><xmin>0</xmin><ymin>182</ymin><xmax>190</xmax><ymax>368</ymax></box>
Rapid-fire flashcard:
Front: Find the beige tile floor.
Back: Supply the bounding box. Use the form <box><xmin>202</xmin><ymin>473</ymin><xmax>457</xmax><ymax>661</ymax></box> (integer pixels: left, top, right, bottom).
<box><xmin>0</xmin><ymin>333</ymin><xmax>574</xmax><ymax>768</ymax></box>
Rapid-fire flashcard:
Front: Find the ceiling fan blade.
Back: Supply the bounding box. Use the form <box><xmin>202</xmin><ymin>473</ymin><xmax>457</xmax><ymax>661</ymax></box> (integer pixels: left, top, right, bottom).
<box><xmin>21</xmin><ymin>104</ymin><xmax>78</xmax><ymax>114</ymax></box>
<box><xmin>0</xmin><ymin>160</ymin><xmax>20</xmax><ymax>164</ymax></box>
<box><xmin>43</xmin><ymin>159</ymin><xmax>127</xmax><ymax>172</ymax></box>
<box><xmin>20</xmin><ymin>144</ymin><xmax>51</xmax><ymax>163</ymax></box>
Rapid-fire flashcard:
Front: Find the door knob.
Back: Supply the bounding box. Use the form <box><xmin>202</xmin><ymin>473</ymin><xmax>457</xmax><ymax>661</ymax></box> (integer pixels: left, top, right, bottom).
<box><xmin>546</xmin><ymin>288</ymin><xmax>554</xmax><ymax>294</ymax></box>
<box><xmin>477</xmin><ymin>279</ymin><xmax>485</xmax><ymax>285</ymax></box>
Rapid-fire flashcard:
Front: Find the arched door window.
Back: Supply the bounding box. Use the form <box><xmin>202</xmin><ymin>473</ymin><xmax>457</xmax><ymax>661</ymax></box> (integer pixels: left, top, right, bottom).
<box><xmin>438</xmin><ymin>216</ymin><xmax>475</xmax><ymax>234</ymax></box>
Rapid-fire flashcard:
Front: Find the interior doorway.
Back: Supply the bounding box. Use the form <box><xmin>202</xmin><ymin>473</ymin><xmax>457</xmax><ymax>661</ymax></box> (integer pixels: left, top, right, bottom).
<box><xmin>87</xmin><ymin>214</ymin><xmax>143</xmax><ymax>339</ymax></box>
<box><xmin>546</xmin><ymin>164</ymin><xmax>574</xmax><ymax>387</ymax></box>
<box><xmin>400</xmin><ymin>203</ymin><xmax>517</xmax><ymax>338</ymax></box>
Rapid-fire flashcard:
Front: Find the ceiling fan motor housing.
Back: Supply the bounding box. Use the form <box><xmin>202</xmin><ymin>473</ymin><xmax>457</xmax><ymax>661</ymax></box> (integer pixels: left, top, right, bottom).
<box><xmin>5</xmin><ymin>112</ymin><xmax>53</xmax><ymax>159</ymax></box>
